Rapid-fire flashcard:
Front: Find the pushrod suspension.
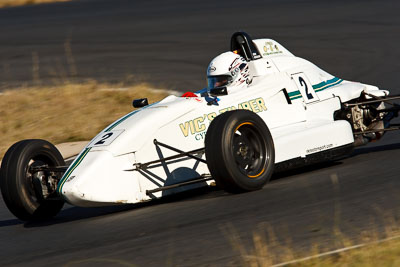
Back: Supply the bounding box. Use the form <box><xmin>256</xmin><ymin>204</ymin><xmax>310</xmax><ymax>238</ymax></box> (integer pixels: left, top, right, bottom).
<box><xmin>153</xmin><ymin>139</ymin><xmax>206</xmax><ymax>163</ymax></box>
<box><xmin>131</xmin><ymin>139</ymin><xmax>206</xmax><ymax>170</ymax></box>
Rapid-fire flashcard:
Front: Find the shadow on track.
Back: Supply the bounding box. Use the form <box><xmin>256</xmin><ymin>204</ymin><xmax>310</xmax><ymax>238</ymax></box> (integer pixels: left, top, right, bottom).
<box><xmin>272</xmin><ymin>161</ymin><xmax>343</xmax><ymax>181</ymax></box>
<box><xmin>21</xmin><ymin>187</ymin><xmax>220</xmax><ymax>228</ymax></box>
<box><xmin>2</xmin><ymin>143</ymin><xmax>398</xmax><ymax>228</ymax></box>
<box><xmin>0</xmin><ymin>219</ymin><xmax>23</xmax><ymax>227</ymax></box>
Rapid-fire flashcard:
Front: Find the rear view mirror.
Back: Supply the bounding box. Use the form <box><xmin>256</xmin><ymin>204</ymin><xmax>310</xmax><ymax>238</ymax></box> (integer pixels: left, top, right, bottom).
<box><xmin>132</xmin><ymin>98</ymin><xmax>148</xmax><ymax>108</ymax></box>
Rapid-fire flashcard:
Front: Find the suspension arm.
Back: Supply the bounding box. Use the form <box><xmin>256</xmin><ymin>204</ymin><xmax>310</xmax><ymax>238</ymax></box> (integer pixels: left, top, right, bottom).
<box><xmin>30</xmin><ymin>166</ymin><xmax>68</xmax><ymax>173</ymax></box>
<box><xmin>344</xmin><ymin>95</ymin><xmax>400</xmax><ymax>107</ymax></box>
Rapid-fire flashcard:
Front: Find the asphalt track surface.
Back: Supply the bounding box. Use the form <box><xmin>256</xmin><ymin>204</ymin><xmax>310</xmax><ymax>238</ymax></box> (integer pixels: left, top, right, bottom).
<box><xmin>1</xmin><ymin>0</ymin><xmax>400</xmax><ymax>266</ymax></box>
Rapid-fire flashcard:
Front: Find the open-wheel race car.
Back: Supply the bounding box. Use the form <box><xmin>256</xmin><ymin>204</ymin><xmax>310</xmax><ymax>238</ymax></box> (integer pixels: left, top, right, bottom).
<box><xmin>2</xmin><ymin>32</ymin><xmax>400</xmax><ymax>221</ymax></box>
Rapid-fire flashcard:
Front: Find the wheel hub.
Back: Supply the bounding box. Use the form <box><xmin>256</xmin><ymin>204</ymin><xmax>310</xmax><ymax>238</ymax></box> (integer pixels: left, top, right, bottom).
<box><xmin>238</xmin><ymin>144</ymin><xmax>248</xmax><ymax>158</ymax></box>
<box><xmin>232</xmin><ymin>124</ymin><xmax>266</xmax><ymax>177</ymax></box>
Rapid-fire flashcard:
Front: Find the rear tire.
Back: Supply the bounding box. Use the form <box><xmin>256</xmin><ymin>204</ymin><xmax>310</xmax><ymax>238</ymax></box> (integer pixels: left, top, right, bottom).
<box><xmin>205</xmin><ymin>110</ymin><xmax>275</xmax><ymax>193</ymax></box>
<box><xmin>0</xmin><ymin>139</ymin><xmax>65</xmax><ymax>221</ymax></box>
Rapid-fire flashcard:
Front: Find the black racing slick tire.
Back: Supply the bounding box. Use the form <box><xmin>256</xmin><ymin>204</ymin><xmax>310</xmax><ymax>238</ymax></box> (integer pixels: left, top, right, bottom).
<box><xmin>205</xmin><ymin>110</ymin><xmax>275</xmax><ymax>193</ymax></box>
<box><xmin>0</xmin><ymin>139</ymin><xmax>65</xmax><ymax>221</ymax></box>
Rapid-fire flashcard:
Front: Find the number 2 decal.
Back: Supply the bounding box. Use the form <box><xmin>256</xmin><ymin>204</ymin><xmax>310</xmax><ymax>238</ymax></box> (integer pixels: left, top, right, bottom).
<box><xmin>94</xmin><ymin>133</ymin><xmax>113</xmax><ymax>145</ymax></box>
<box><xmin>89</xmin><ymin>130</ymin><xmax>124</xmax><ymax>147</ymax></box>
<box><xmin>291</xmin><ymin>73</ymin><xmax>319</xmax><ymax>103</ymax></box>
<box><xmin>299</xmin><ymin>77</ymin><xmax>313</xmax><ymax>100</ymax></box>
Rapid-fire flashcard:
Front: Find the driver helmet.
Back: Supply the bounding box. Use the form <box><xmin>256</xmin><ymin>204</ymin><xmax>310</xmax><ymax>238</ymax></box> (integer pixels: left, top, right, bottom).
<box><xmin>207</xmin><ymin>51</ymin><xmax>252</xmax><ymax>89</ymax></box>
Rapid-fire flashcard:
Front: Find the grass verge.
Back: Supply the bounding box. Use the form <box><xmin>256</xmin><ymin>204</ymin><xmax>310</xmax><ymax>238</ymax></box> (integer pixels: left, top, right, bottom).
<box><xmin>227</xmin><ymin>219</ymin><xmax>400</xmax><ymax>266</ymax></box>
<box><xmin>0</xmin><ymin>0</ymin><xmax>69</xmax><ymax>8</ymax></box>
<box><xmin>0</xmin><ymin>81</ymin><xmax>169</xmax><ymax>158</ymax></box>
<box><xmin>297</xmin><ymin>236</ymin><xmax>400</xmax><ymax>266</ymax></box>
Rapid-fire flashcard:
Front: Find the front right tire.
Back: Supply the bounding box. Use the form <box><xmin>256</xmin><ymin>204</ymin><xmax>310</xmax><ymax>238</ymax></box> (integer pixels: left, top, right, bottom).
<box><xmin>205</xmin><ymin>110</ymin><xmax>275</xmax><ymax>193</ymax></box>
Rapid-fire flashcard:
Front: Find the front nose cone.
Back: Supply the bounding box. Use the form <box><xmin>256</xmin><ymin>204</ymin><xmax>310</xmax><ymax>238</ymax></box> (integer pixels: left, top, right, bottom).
<box><xmin>58</xmin><ymin>149</ymin><xmax>142</xmax><ymax>207</ymax></box>
<box><xmin>60</xmin><ymin>181</ymin><xmax>85</xmax><ymax>205</ymax></box>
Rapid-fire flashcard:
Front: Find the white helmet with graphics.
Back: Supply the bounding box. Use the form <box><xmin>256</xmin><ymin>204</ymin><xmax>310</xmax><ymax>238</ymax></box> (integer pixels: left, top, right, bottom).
<box><xmin>207</xmin><ymin>51</ymin><xmax>252</xmax><ymax>89</ymax></box>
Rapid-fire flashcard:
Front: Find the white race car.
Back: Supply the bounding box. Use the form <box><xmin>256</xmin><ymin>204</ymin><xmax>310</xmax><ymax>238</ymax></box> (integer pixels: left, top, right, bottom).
<box><xmin>2</xmin><ymin>32</ymin><xmax>399</xmax><ymax>221</ymax></box>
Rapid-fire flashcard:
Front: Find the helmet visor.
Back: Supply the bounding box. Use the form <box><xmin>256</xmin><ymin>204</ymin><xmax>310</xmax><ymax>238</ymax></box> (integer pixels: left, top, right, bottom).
<box><xmin>207</xmin><ymin>75</ymin><xmax>232</xmax><ymax>89</ymax></box>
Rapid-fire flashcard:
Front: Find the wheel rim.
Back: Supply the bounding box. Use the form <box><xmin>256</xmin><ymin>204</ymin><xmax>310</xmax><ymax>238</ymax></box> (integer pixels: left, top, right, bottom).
<box><xmin>232</xmin><ymin>122</ymin><xmax>268</xmax><ymax>178</ymax></box>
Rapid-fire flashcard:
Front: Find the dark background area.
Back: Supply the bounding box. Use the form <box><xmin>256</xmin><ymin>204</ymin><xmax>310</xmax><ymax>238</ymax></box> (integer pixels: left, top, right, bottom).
<box><xmin>1</xmin><ymin>0</ymin><xmax>400</xmax><ymax>266</ymax></box>
<box><xmin>0</xmin><ymin>0</ymin><xmax>399</xmax><ymax>92</ymax></box>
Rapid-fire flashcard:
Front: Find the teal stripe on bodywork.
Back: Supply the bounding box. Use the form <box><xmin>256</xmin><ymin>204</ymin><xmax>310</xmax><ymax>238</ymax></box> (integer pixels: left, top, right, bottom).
<box><xmin>57</xmin><ymin>147</ymin><xmax>91</xmax><ymax>194</ymax></box>
<box><xmin>288</xmin><ymin>77</ymin><xmax>343</xmax><ymax>100</ymax></box>
<box><xmin>313</xmin><ymin>77</ymin><xmax>343</xmax><ymax>92</ymax></box>
<box><xmin>288</xmin><ymin>90</ymin><xmax>301</xmax><ymax>100</ymax></box>
<box><xmin>105</xmin><ymin>110</ymin><xmax>141</xmax><ymax>132</ymax></box>
<box><xmin>288</xmin><ymin>90</ymin><xmax>301</xmax><ymax>97</ymax></box>
<box><xmin>104</xmin><ymin>103</ymin><xmax>156</xmax><ymax>132</ymax></box>
<box><xmin>57</xmin><ymin>103</ymin><xmax>156</xmax><ymax>194</ymax></box>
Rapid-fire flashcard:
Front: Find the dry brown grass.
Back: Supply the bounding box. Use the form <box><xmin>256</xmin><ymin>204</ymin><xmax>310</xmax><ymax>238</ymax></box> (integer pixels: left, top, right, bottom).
<box><xmin>296</xmin><ymin>237</ymin><xmax>400</xmax><ymax>266</ymax></box>
<box><xmin>228</xmin><ymin>227</ymin><xmax>400</xmax><ymax>267</ymax></box>
<box><xmin>0</xmin><ymin>82</ymin><xmax>169</xmax><ymax>158</ymax></box>
<box><xmin>0</xmin><ymin>0</ymin><xmax>69</xmax><ymax>8</ymax></box>
<box><xmin>226</xmin><ymin>209</ymin><xmax>400</xmax><ymax>267</ymax></box>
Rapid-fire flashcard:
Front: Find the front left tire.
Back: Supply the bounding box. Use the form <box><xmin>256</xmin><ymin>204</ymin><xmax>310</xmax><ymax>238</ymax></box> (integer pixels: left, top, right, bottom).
<box><xmin>0</xmin><ymin>139</ymin><xmax>65</xmax><ymax>221</ymax></box>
